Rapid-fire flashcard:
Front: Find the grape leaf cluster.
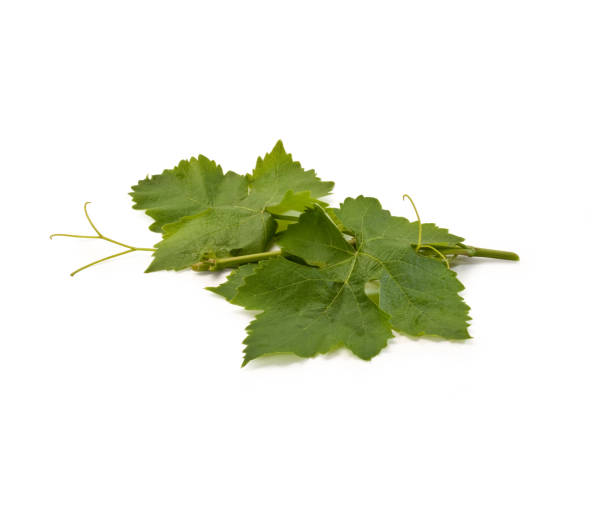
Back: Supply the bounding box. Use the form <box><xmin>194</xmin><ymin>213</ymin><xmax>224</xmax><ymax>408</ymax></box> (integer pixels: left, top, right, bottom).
<box><xmin>54</xmin><ymin>140</ymin><xmax>517</xmax><ymax>365</ymax></box>
<box><xmin>126</xmin><ymin>140</ymin><xmax>515</xmax><ymax>365</ymax></box>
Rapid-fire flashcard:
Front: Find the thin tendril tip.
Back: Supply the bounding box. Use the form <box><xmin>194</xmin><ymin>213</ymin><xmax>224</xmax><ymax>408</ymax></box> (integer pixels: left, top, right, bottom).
<box><xmin>402</xmin><ymin>194</ymin><xmax>422</xmax><ymax>251</ymax></box>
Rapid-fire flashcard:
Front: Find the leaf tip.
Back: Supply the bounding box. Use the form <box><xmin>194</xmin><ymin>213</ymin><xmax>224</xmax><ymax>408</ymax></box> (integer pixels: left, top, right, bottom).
<box><xmin>144</xmin><ymin>262</ymin><xmax>158</xmax><ymax>274</ymax></box>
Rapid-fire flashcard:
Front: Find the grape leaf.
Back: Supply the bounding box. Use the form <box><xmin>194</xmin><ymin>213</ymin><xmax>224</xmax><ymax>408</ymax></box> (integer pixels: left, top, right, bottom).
<box><xmin>145</xmin><ymin>208</ymin><xmax>278</xmax><ymax>272</ymax></box>
<box><xmin>130</xmin><ymin>156</ymin><xmax>247</xmax><ymax>233</ymax></box>
<box><xmin>243</xmin><ymin>142</ymin><xmax>333</xmax><ymax>213</ymax></box>
<box><xmin>215</xmin><ymin>197</ymin><xmax>470</xmax><ymax>364</ymax></box>
<box><xmin>132</xmin><ymin>141</ymin><xmax>334</xmax><ymax>272</ymax></box>
<box><xmin>231</xmin><ymin>256</ymin><xmax>392</xmax><ymax>365</ymax></box>
<box><xmin>287</xmin><ymin>198</ymin><xmax>471</xmax><ymax>340</ymax></box>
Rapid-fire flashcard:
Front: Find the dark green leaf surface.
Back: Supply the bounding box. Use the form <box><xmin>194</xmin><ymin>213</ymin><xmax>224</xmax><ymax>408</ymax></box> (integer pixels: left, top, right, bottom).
<box><xmin>232</xmin><ymin>257</ymin><xmax>392</xmax><ymax>365</ymax></box>
<box><xmin>217</xmin><ymin>198</ymin><xmax>470</xmax><ymax>364</ymax></box>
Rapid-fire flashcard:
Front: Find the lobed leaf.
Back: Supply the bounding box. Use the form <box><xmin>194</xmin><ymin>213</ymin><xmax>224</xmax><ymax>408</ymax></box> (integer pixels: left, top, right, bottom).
<box><xmin>215</xmin><ymin>199</ymin><xmax>470</xmax><ymax>364</ymax></box>
<box><xmin>146</xmin><ymin>208</ymin><xmax>276</xmax><ymax>272</ymax></box>
<box><xmin>232</xmin><ymin>257</ymin><xmax>392</xmax><ymax>365</ymax></box>
<box><xmin>131</xmin><ymin>141</ymin><xmax>334</xmax><ymax>272</ymax></box>
<box><xmin>130</xmin><ymin>156</ymin><xmax>247</xmax><ymax>233</ymax></box>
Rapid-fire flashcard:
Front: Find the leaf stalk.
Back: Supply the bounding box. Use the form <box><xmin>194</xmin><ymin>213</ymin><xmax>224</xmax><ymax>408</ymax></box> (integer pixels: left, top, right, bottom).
<box><xmin>437</xmin><ymin>246</ymin><xmax>519</xmax><ymax>261</ymax></box>
<box><xmin>269</xmin><ymin>213</ymin><xmax>300</xmax><ymax>222</ymax></box>
<box><xmin>192</xmin><ymin>250</ymin><xmax>283</xmax><ymax>271</ymax></box>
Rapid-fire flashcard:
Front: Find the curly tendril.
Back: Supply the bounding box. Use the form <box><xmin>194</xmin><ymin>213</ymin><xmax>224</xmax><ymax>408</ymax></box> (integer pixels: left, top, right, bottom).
<box><xmin>402</xmin><ymin>194</ymin><xmax>450</xmax><ymax>269</ymax></box>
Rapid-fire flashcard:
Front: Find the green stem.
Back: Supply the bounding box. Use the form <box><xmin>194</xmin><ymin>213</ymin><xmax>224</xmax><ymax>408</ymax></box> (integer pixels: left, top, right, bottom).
<box><xmin>269</xmin><ymin>213</ymin><xmax>300</xmax><ymax>222</ymax></box>
<box><xmin>191</xmin><ymin>243</ymin><xmax>519</xmax><ymax>272</ymax></box>
<box><xmin>438</xmin><ymin>245</ymin><xmax>520</xmax><ymax>261</ymax></box>
<box><xmin>191</xmin><ymin>250</ymin><xmax>283</xmax><ymax>271</ymax></box>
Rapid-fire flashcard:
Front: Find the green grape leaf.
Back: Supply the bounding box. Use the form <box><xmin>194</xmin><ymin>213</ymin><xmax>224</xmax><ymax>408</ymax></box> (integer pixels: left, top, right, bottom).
<box><xmin>145</xmin><ymin>208</ymin><xmax>277</xmax><ymax>272</ymax></box>
<box><xmin>287</xmin><ymin>198</ymin><xmax>471</xmax><ymax>340</ymax></box>
<box><xmin>232</xmin><ymin>257</ymin><xmax>392</xmax><ymax>365</ymax></box>
<box><xmin>130</xmin><ymin>156</ymin><xmax>247</xmax><ymax>233</ymax></box>
<box><xmin>218</xmin><ymin>198</ymin><xmax>470</xmax><ymax>364</ymax></box>
<box><xmin>132</xmin><ymin>141</ymin><xmax>334</xmax><ymax>272</ymax></box>
<box><xmin>243</xmin><ymin>141</ymin><xmax>334</xmax><ymax>213</ymax></box>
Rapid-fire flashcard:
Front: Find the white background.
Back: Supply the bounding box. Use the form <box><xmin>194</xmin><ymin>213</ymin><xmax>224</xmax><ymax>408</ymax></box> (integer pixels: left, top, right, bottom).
<box><xmin>1</xmin><ymin>1</ymin><xmax>611</xmax><ymax>505</ymax></box>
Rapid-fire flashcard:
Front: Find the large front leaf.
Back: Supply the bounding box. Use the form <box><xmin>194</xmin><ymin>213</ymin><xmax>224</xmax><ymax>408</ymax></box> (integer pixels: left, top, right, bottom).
<box><xmin>214</xmin><ymin>197</ymin><xmax>470</xmax><ymax>364</ymax></box>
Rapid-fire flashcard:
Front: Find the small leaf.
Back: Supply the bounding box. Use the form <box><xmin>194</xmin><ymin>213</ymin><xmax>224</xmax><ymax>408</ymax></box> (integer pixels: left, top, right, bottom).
<box><xmin>245</xmin><ymin>140</ymin><xmax>334</xmax><ymax>212</ymax></box>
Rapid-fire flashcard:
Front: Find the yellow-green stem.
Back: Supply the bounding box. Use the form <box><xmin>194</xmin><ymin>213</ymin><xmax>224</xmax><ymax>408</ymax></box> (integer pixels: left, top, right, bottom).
<box><xmin>192</xmin><ymin>250</ymin><xmax>283</xmax><ymax>271</ymax></box>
